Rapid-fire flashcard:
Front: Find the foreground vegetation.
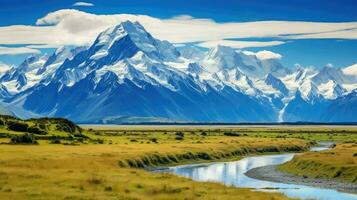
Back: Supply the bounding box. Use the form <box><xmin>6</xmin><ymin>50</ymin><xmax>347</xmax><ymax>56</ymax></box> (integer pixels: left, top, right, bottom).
<box><xmin>0</xmin><ymin>139</ymin><xmax>307</xmax><ymax>200</ymax></box>
<box><xmin>1</xmin><ymin>117</ymin><xmax>357</xmax><ymax>199</ymax></box>
<box><xmin>0</xmin><ymin>115</ymin><xmax>85</xmax><ymax>144</ymax></box>
<box><xmin>279</xmin><ymin>143</ymin><xmax>357</xmax><ymax>183</ymax></box>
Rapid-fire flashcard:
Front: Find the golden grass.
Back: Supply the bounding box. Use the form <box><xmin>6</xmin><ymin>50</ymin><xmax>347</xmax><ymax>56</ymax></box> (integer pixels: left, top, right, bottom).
<box><xmin>279</xmin><ymin>143</ymin><xmax>357</xmax><ymax>183</ymax></box>
<box><xmin>83</xmin><ymin>125</ymin><xmax>357</xmax><ymax>142</ymax></box>
<box><xmin>0</xmin><ymin>135</ymin><xmax>308</xmax><ymax>200</ymax></box>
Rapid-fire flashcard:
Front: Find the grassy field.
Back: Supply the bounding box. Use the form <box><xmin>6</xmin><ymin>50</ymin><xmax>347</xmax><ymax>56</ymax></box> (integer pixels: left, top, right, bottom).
<box><xmin>84</xmin><ymin>125</ymin><xmax>357</xmax><ymax>143</ymax></box>
<box><xmin>0</xmin><ymin>138</ymin><xmax>308</xmax><ymax>200</ymax></box>
<box><xmin>279</xmin><ymin>142</ymin><xmax>357</xmax><ymax>183</ymax></box>
<box><xmin>1</xmin><ymin>117</ymin><xmax>357</xmax><ymax>199</ymax></box>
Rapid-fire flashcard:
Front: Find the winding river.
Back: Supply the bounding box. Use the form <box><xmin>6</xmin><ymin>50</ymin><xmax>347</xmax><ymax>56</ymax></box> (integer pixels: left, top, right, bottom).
<box><xmin>157</xmin><ymin>142</ymin><xmax>357</xmax><ymax>200</ymax></box>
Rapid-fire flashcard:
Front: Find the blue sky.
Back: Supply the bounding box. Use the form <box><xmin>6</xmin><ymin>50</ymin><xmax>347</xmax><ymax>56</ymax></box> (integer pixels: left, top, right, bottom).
<box><xmin>0</xmin><ymin>0</ymin><xmax>356</xmax><ymax>69</ymax></box>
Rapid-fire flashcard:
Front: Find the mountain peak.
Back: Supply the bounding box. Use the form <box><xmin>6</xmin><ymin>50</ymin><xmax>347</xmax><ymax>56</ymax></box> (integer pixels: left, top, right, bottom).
<box><xmin>209</xmin><ymin>45</ymin><xmax>236</xmax><ymax>57</ymax></box>
<box><xmin>95</xmin><ymin>20</ymin><xmax>154</xmax><ymax>52</ymax></box>
<box><xmin>92</xmin><ymin>21</ymin><xmax>179</xmax><ymax>62</ymax></box>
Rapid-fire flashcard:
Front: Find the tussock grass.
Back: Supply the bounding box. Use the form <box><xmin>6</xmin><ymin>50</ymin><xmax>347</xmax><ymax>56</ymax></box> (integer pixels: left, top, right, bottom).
<box><xmin>83</xmin><ymin>125</ymin><xmax>357</xmax><ymax>142</ymax></box>
<box><xmin>0</xmin><ymin>133</ymin><xmax>308</xmax><ymax>199</ymax></box>
<box><xmin>2</xmin><ymin>124</ymin><xmax>356</xmax><ymax>199</ymax></box>
<box><xmin>279</xmin><ymin>143</ymin><xmax>357</xmax><ymax>183</ymax></box>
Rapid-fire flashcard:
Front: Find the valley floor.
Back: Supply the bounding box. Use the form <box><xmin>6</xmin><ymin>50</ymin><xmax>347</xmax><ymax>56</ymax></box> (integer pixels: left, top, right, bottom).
<box><xmin>0</xmin><ymin>124</ymin><xmax>356</xmax><ymax>199</ymax></box>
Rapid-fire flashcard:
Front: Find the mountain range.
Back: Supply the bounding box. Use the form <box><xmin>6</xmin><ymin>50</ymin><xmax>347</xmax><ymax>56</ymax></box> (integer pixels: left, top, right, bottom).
<box><xmin>0</xmin><ymin>21</ymin><xmax>356</xmax><ymax>123</ymax></box>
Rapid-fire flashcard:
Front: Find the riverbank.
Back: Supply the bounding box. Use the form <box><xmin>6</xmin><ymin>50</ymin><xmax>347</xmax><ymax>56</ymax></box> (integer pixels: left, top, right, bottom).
<box><xmin>245</xmin><ymin>142</ymin><xmax>357</xmax><ymax>194</ymax></box>
<box><xmin>245</xmin><ymin>165</ymin><xmax>357</xmax><ymax>193</ymax></box>
<box><xmin>279</xmin><ymin>143</ymin><xmax>357</xmax><ymax>182</ymax></box>
<box><xmin>0</xmin><ymin>135</ymin><xmax>307</xmax><ymax>200</ymax></box>
<box><xmin>1</xmin><ymin>124</ymin><xmax>357</xmax><ymax>199</ymax></box>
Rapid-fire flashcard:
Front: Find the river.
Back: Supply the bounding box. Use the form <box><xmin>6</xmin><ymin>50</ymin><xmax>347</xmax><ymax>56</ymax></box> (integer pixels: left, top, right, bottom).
<box><xmin>156</xmin><ymin>142</ymin><xmax>357</xmax><ymax>200</ymax></box>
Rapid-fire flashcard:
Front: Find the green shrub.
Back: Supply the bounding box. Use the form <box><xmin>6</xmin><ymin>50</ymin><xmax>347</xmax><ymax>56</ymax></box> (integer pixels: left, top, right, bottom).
<box><xmin>174</xmin><ymin>132</ymin><xmax>184</xmax><ymax>140</ymax></box>
<box><xmin>7</xmin><ymin>121</ymin><xmax>29</xmax><ymax>132</ymax></box>
<box><xmin>150</xmin><ymin>138</ymin><xmax>158</xmax><ymax>143</ymax></box>
<box><xmin>50</xmin><ymin>138</ymin><xmax>61</xmax><ymax>144</ymax></box>
<box><xmin>10</xmin><ymin>133</ymin><xmax>38</xmax><ymax>144</ymax></box>
<box><xmin>28</xmin><ymin>126</ymin><xmax>47</xmax><ymax>135</ymax></box>
<box><xmin>38</xmin><ymin>123</ymin><xmax>47</xmax><ymax>130</ymax></box>
<box><xmin>0</xmin><ymin>119</ymin><xmax>5</xmax><ymax>126</ymax></box>
<box><xmin>175</xmin><ymin>132</ymin><xmax>184</xmax><ymax>137</ymax></box>
<box><xmin>223</xmin><ymin>132</ymin><xmax>241</xmax><ymax>137</ymax></box>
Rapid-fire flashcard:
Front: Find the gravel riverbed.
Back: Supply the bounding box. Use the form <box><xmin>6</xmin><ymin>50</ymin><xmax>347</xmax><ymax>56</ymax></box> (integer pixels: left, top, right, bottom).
<box><xmin>245</xmin><ymin>165</ymin><xmax>357</xmax><ymax>194</ymax></box>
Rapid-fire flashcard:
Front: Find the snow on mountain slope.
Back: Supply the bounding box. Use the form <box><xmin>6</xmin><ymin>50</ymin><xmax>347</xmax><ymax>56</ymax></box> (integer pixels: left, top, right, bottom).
<box><xmin>178</xmin><ymin>45</ymin><xmax>205</xmax><ymax>61</ymax></box>
<box><xmin>0</xmin><ymin>55</ymin><xmax>47</xmax><ymax>93</ymax></box>
<box><xmin>265</xmin><ymin>73</ymin><xmax>289</xmax><ymax>96</ymax></box>
<box><xmin>92</xmin><ymin>21</ymin><xmax>180</xmax><ymax>62</ymax></box>
<box><xmin>341</xmin><ymin>64</ymin><xmax>357</xmax><ymax>93</ymax></box>
<box><xmin>5</xmin><ymin>21</ymin><xmax>277</xmax><ymax>122</ymax></box>
<box><xmin>0</xmin><ymin>62</ymin><xmax>11</xmax><ymax>74</ymax></box>
<box><xmin>200</xmin><ymin>46</ymin><xmax>290</xmax><ymax>80</ymax></box>
<box><xmin>312</xmin><ymin>65</ymin><xmax>356</xmax><ymax>85</ymax></box>
<box><xmin>1</xmin><ymin>21</ymin><xmax>356</xmax><ymax>123</ymax></box>
<box><xmin>0</xmin><ymin>83</ymin><xmax>10</xmax><ymax>98</ymax></box>
<box><xmin>343</xmin><ymin>63</ymin><xmax>357</xmax><ymax>76</ymax></box>
<box><xmin>0</xmin><ymin>46</ymin><xmax>85</xmax><ymax>95</ymax></box>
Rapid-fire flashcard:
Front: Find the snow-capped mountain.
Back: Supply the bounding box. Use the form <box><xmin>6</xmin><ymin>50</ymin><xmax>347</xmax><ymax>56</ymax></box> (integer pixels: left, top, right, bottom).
<box><xmin>265</xmin><ymin>73</ymin><xmax>289</xmax><ymax>96</ymax></box>
<box><xmin>0</xmin><ymin>21</ymin><xmax>356</xmax><ymax>123</ymax></box>
<box><xmin>0</xmin><ymin>46</ymin><xmax>85</xmax><ymax>95</ymax></box>
<box><xmin>343</xmin><ymin>63</ymin><xmax>357</xmax><ymax>76</ymax></box>
<box><xmin>200</xmin><ymin>45</ymin><xmax>290</xmax><ymax>79</ymax></box>
<box><xmin>0</xmin><ymin>62</ymin><xmax>11</xmax><ymax>74</ymax></box>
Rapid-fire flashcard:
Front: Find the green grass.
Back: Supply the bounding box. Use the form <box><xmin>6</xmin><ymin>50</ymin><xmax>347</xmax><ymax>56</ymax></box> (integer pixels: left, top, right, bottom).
<box><xmin>0</xmin><ymin>121</ymin><xmax>317</xmax><ymax>200</ymax></box>
<box><xmin>0</xmin><ymin>115</ymin><xmax>86</xmax><ymax>143</ymax></box>
<box><xmin>0</xmin><ymin>135</ymin><xmax>308</xmax><ymax>200</ymax></box>
<box><xmin>83</xmin><ymin>125</ymin><xmax>357</xmax><ymax>144</ymax></box>
<box><xmin>279</xmin><ymin>142</ymin><xmax>357</xmax><ymax>183</ymax></box>
<box><xmin>1</xmin><ymin>120</ymin><xmax>357</xmax><ymax>199</ymax></box>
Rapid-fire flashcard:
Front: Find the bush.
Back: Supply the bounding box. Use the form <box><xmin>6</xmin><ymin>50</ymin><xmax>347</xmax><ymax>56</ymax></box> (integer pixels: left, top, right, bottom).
<box><xmin>0</xmin><ymin>119</ymin><xmax>5</xmax><ymax>126</ymax></box>
<box><xmin>7</xmin><ymin>121</ymin><xmax>29</xmax><ymax>132</ymax></box>
<box><xmin>10</xmin><ymin>133</ymin><xmax>38</xmax><ymax>144</ymax></box>
<box><xmin>28</xmin><ymin>126</ymin><xmax>47</xmax><ymax>135</ymax></box>
<box><xmin>223</xmin><ymin>132</ymin><xmax>241</xmax><ymax>137</ymax></box>
<box><xmin>38</xmin><ymin>123</ymin><xmax>47</xmax><ymax>130</ymax></box>
<box><xmin>150</xmin><ymin>138</ymin><xmax>158</xmax><ymax>143</ymax></box>
<box><xmin>175</xmin><ymin>132</ymin><xmax>184</xmax><ymax>137</ymax></box>
<box><xmin>175</xmin><ymin>132</ymin><xmax>184</xmax><ymax>140</ymax></box>
<box><xmin>50</xmin><ymin>138</ymin><xmax>61</xmax><ymax>144</ymax></box>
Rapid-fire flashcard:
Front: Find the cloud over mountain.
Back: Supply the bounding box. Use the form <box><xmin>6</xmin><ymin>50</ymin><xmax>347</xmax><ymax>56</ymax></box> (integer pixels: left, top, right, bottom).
<box><xmin>0</xmin><ymin>21</ymin><xmax>356</xmax><ymax>122</ymax></box>
<box><xmin>0</xmin><ymin>9</ymin><xmax>356</xmax><ymax>53</ymax></box>
<box><xmin>0</xmin><ymin>46</ymin><xmax>40</xmax><ymax>55</ymax></box>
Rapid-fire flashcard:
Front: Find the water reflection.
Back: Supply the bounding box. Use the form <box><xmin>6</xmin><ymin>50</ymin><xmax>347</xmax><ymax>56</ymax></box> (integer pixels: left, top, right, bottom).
<box><xmin>163</xmin><ymin>153</ymin><xmax>357</xmax><ymax>200</ymax></box>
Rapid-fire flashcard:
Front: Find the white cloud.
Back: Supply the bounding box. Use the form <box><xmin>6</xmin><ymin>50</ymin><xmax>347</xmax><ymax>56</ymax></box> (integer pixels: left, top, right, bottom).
<box><xmin>73</xmin><ymin>2</ymin><xmax>94</xmax><ymax>7</ymax></box>
<box><xmin>0</xmin><ymin>9</ymin><xmax>356</xmax><ymax>49</ymax></box>
<box><xmin>26</xmin><ymin>44</ymin><xmax>64</xmax><ymax>49</ymax></box>
<box><xmin>0</xmin><ymin>46</ymin><xmax>40</xmax><ymax>55</ymax></box>
<box><xmin>255</xmin><ymin>50</ymin><xmax>282</xmax><ymax>60</ymax></box>
<box><xmin>197</xmin><ymin>40</ymin><xmax>285</xmax><ymax>49</ymax></box>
